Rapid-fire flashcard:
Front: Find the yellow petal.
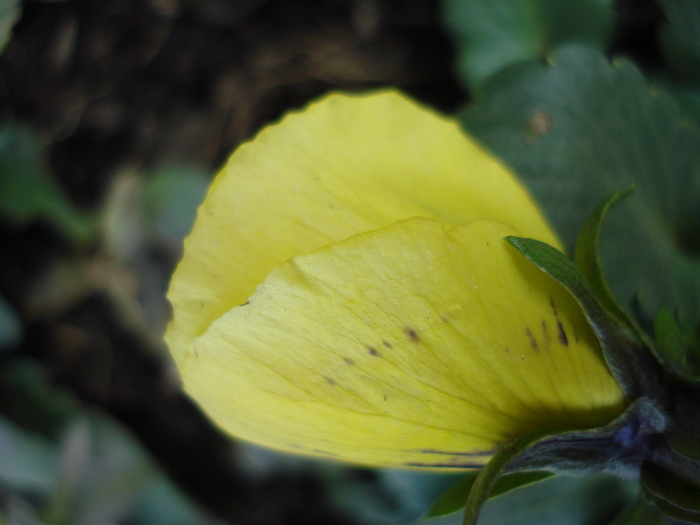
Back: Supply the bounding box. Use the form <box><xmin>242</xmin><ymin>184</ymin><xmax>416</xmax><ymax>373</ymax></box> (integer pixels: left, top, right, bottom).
<box><xmin>166</xmin><ymin>90</ymin><xmax>560</xmax><ymax>364</ymax></box>
<box><xmin>181</xmin><ymin>218</ymin><xmax>625</xmax><ymax>469</ymax></box>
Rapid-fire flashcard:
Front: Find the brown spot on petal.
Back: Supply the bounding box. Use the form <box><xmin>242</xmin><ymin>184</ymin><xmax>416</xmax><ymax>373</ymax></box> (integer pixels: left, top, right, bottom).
<box><xmin>325</xmin><ymin>377</ymin><xmax>336</xmax><ymax>386</ymax></box>
<box><xmin>557</xmin><ymin>321</ymin><xmax>569</xmax><ymax>347</ymax></box>
<box><xmin>404</xmin><ymin>461</ymin><xmax>485</xmax><ymax>469</ymax></box>
<box><xmin>416</xmin><ymin>449</ymin><xmax>493</xmax><ymax>457</ymax></box>
<box><xmin>404</xmin><ymin>327</ymin><xmax>420</xmax><ymax>343</ymax></box>
<box><xmin>525</xmin><ymin>327</ymin><xmax>538</xmax><ymax>352</ymax></box>
<box><xmin>367</xmin><ymin>346</ymin><xmax>381</xmax><ymax>357</ymax></box>
<box><xmin>541</xmin><ymin>320</ymin><xmax>551</xmax><ymax>349</ymax></box>
<box><xmin>382</xmin><ymin>340</ymin><xmax>392</xmax><ymax>348</ymax></box>
<box><xmin>550</xmin><ymin>297</ymin><xmax>558</xmax><ymax>316</ymax></box>
<box><xmin>344</xmin><ymin>357</ymin><xmax>355</xmax><ymax>366</ymax></box>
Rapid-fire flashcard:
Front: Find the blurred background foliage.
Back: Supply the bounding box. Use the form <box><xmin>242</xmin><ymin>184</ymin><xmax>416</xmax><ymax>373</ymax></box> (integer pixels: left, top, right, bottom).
<box><xmin>0</xmin><ymin>0</ymin><xmax>697</xmax><ymax>524</ymax></box>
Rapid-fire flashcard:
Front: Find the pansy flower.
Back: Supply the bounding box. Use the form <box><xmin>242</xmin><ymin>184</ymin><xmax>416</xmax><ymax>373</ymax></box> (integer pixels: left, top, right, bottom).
<box><xmin>165</xmin><ymin>90</ymin><xmax>626</xmax><ymax>470</ymax></box>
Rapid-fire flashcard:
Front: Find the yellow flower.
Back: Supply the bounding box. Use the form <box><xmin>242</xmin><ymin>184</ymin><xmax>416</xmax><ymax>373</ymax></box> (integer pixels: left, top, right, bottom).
<box><xmin>165</xmin><ymin>90</ymin><xmax>625</xmax><ymax>469</ymax></box>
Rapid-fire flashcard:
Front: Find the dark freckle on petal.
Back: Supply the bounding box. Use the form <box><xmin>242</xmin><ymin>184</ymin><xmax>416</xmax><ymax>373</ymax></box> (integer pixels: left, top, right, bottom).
<box><xmin>541</xmin><ymin>321</ymin><xmax>551</xmax><ymax>346</ymax></box>
<box><xmin>557</xmin><ymin>321</ymin><xmax>569</xmax><ymax>346</ymax></box>
<box><xmin>504</xmin><ymin>347</ymin><xmax>510</xmax><ymax>353</ymax></box>
<box><xmin>241</xmin><ymin>301</ymin><xmax>250</xmax><ymax>306</ymax></box>
<box><xmin>194</xmin><ymin>349</ymin><xmax>200</xmax><ymax>360</ymax></box>
<box><xmin>344</xmin><ymin>357</ymin><xmax>355</xmax><ymax>365</ymax></box>
<box><xmin>404</xmin><ymin>327</ymin><xmax>420</xmax><ymax>343</ymax></box>
<box><xmin>486</xmin><ymin>241</ymin><xmax>490</xmax><ymax>246</ymax></box>
<box><xmin>368</xmin><ymin>346</ymin><xmax>381</xmax><ymax>357</ymax></box>
<box><xmin>325</xmin><ymin>377</ymin><xmax>336</xmax><ymax>386</ymax></box>
<box><xmin>383</xmin><ymin>340</ymin><xmax>392</xmax><ymax>348</ymax></box>
<box><xmin>313</xmin><ymin>449</ymin><xmax>338</xmax><ymax>457</ymax></box>
<box><xmin>549</xmin><ymin>297</ymin><xmax>558</xmax><ymax>316</ymax></box>
<box><xmin>404</xmin><ymin>461</ymin><xmax>485</xmax><ymax>469</ymax></box>
<box><xmin>440</xmin><ymin>315</ymin><xmax>449</xmax><ymax>323</ymax></box>
<box><xmin>525</xmin><ymin>328</ymin><xmax>538</xmax><ymax>352</ymax></box>
<box><xmin>383</xmin><ymin>395</ymin><xmax>387</xmax><ymax>401</ymax></box>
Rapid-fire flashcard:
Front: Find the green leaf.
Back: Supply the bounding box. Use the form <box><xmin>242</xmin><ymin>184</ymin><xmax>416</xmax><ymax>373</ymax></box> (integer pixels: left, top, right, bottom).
<box><xmin>461</xmin><ymin>430</ymin><xmax>554</xmax><ymax>525</ymax></box>
<box><xmin>641</xmin><ymin>463</ymin><xmax>700</xmax><ymax>523</ymax></box>
<box><xmin>479</xmin><ymin>474</ymin><xmax>636</xmax><ymax>525</ymax></box>
<box><xmin>654</xmin><ymin>78</ymin><xmax>700</xmax><ymax>129</ymax></box>
<box><xmin>426</xmin><ymin>470</ymin><xmax>553</xmax><ymax>519</ymax></box>
<box><xmin>657</xmin><ymin>0</ymin><xmax>700</xmax><ymax>83</ymax></box>
<box><xmin>649</xmin><ymin>498</ymin><xmax>700</xmax><ymax>525</ymax></box>
<box><xmin>506</xmin><ymin>236</ymin><xmax>659</xmax><ymax>399</ymax></box>
<box><xmin>461</xmin><ymin>46</ymin><xmax>700</xmax><ymax>331</ymax></box>
<box><xmin>608</xmin><ymin>493</ymin><xmax>663</xmax><ymax>525</ymax></box>
<box><xmin>0</xmin><ymin>0</ymin><xmax>20</xmax><ymax>55</ymax></box>
<box><xmin>0</xmin><ymin>124</ymin><xmax>96</xmax><ymax>245</ymax></box>
<box><xmin>443</xmin><ymin>0</ymin><xmax>615</xmax><ymax>89</ymax></box>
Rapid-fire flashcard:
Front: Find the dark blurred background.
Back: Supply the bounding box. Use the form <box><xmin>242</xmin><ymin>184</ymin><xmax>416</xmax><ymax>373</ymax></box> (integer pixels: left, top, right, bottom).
<box><xmin>0</xmin><ymin>1</ymin><xmax>466</xmax><ymax>523</ymax></box>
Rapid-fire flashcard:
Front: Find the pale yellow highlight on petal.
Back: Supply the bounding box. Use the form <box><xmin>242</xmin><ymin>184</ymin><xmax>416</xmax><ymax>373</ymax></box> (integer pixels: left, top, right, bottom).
<box><xmin>181</xmin><ymin>218</ymin><xmax>625</xmax><ymax>469</ymax></box>
<box><xmin>165</xmin><ymin>90</ymin><xmax>560</xmax><ymax>364</ymax></box>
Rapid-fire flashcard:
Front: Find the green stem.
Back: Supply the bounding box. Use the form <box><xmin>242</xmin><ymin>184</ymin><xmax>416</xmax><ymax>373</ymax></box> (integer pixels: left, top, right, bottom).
<box><xmin>462</xmin><ymin>430</ymin><xmax>553</xmax><ymax>525</ymax></box>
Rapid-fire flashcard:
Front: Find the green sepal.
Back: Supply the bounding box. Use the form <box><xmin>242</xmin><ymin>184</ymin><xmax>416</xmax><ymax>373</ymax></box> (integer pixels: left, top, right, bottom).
<box><xmin>505</xmin><ymin>236</ymin><xmax>661</xmax><ymax>401</ymax></box>
<box><xmin>461</xmin><ymin>430</ymin><xmax>555</xmax><ymax>525</ymax></box>
<box><xmin>573</xmin><ymin>187</ymin><xmax>651</xmax><ymax>345</ymax></box>
<box><xmin>508</xmin><ymin>397</ymin><xmax>666</xmax><ymax>478</ymax></box>
<box><xmin>641</xmin><ymin>462</ymin><xmax>700</xmax><ymax>523</ymax></box>
<box><xmin>425</xmin><ymin>470</ymin><xmax>553</xmax><ymax>519</ymax></box>
<box><xmin>654</xmin><ymin>308</ymin><xmax>700</xmax><ymax>384</ymax></box>
<box><xmin>608</xmin><ymin>493</ymin><xmax>664</xmax><ymax>525</ymax></box>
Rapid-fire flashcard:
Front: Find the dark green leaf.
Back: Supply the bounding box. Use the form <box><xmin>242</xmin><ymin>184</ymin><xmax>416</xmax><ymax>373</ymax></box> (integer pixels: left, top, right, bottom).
<box><xmin>506</xmin><ymin>236</ymin><xmax>658</xmax><ymax>399</ymax></box>
<box><xmin>648</xmin><ymin>497</ymin><xmax>700</xmax><ymax>525</ymax></box>
<box><xmin>0</xmin><ymin>124</ymin><xmax>95</xmax><ymax>245</ymax></box>
<box><xmin>443</xmin><ymin>0</ymin><xmax>615</xmax><ymax>89</ymax></box>
<box><xmin>641</xmin><ymin>463</ymin><xmax>700</xmax><ymax>523</ymax></box>
<box><xmin>607</xmin><ymin>493</ymin><xmax>663</xmax><ymax>525</ymax></box>
<box><xmin>462</xmin><ymin>430</ymin><xmax>554</xmax><ymax>525</ymax></box>
<box><xmin>479</xmin><ymin>474</ymin><xmax>636</xmax><ymax>525</ymax></box>
<box><xmin>426</xmin><ymin>470</ymin><xmax>553</xmax><ymax>519</ymax></box>
<box><xmin>664</xmin><ymin>388</ymin><xmax>700</xmax><ymax>461</ymax></box>
<box><xmin>657</xmin><ymin>0</ymin><xmax>700</xmax><ymax>83</ymax></box>
<box><xmin>0</xmin><ymin>0</ymin><xmax>20</xmax><ymax>55</ymax></box>
<box><xmin>654</xmin><ymin>78</ymin><xmax>700</xmax><ymax>129</ymax></box>
<box><xmin>462</xmin><ymin>46</ymin><xmax>700</xmax><ymax>331</ymax></box>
